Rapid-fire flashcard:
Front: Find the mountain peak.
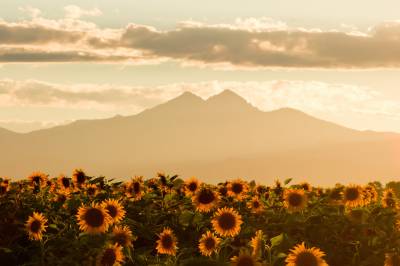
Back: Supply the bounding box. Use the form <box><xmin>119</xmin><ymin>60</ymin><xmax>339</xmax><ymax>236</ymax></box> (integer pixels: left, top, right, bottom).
<box><xmin>206</xmin><ymin>90</ymin><xmax>255</xmax><ymax>111</ymax></box>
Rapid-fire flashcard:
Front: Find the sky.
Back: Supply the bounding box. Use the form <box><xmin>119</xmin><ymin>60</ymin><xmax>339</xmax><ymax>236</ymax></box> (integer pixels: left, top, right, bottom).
<box><xmin>1</xmin><ymin>1</ymin><xmax>400</xmax><ymax>133</ymax></box>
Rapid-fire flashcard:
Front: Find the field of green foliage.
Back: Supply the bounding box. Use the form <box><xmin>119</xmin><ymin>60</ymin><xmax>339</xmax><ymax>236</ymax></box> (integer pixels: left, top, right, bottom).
<box><xmin>1</xmin><ymin>170</ymin><xmax>400</xmax><ymax>266</ymax></box>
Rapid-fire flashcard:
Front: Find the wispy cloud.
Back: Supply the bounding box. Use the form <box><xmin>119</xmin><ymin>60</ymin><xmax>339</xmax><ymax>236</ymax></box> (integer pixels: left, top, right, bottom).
<box><xmin>2</xmin><ymin>8</ymin><xmax>400</xmax><ymax>68</ymax></box>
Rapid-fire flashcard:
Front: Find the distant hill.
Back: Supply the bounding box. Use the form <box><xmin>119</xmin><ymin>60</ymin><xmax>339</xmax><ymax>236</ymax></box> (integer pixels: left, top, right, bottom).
<box><xmin>1</xmin><ymin>90</ymin><xmax>400</xmax><ymax>185</ymax></box>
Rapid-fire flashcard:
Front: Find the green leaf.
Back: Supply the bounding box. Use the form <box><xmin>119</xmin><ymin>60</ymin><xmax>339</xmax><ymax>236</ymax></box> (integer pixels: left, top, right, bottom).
<box><xmin>270</xmin><ymin>233</ymin><xmax>284</xmax><ymax>247</ymax></box>
<box><xmin>284</xmin><ymin>178</ymin><xmax>292</xmax><ymax>185</ymax></box>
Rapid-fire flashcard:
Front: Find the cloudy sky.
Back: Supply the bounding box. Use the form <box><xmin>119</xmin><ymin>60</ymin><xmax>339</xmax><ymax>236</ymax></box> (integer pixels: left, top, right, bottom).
<box><xmin>2</xmin><ymin>1</ymin><xmax>400</xmax><ymax>133</ymax></box>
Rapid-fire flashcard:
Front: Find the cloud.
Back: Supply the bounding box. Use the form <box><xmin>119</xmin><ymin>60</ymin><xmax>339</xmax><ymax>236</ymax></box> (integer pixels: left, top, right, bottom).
<box><xmin>1</xmin><ymin>9</ymin><xmax>400</xmax><ymax>68</ymax></box>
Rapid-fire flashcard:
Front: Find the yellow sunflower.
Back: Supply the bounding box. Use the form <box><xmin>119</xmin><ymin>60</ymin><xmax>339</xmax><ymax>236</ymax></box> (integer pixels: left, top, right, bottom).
<box><xmin>58</xmin><ymin>174</ymin><xmax>71</xmax><ymax>190</ymax></box>
<box><xmin>72</xmin><ymin>168</ymin><xmax>86</xmax><ymax>188</ymax></box>
<box><xmin>97</xmin><ymin>244</ymin><xmax>124</xmax><ymax>266</ymax></box>
<box><xmin>283</xmin><ymin>189</ymin><xmax>307</xmax><ymax>212</ymax></box>
<box><xmin>112</xmin><ymin>225</ymin><xmax>134</xmax><ymax>248</ymax></box>
<box><xmin>198</xmin><ymin>231</ymin><xmax>221</xmax><ymax>257</ymax></box>
<box><xmin>285</xmin><ymin>242</ymin><xmax>328</xmax><ymax>266</ymax></box>
<box><xmin>125</xmin><ymin>176</ymin><xmax>145</xmax><ymax>201</ymax></box>
<box><xmin>156</xmin><ymin>228</ymin><xmax>178</xmax><ymax>256</ymax></box>
<box><xmin>343</xmin><ymin>185</ymin><xmax>365</xmax><ymax>208</ymax></box>
<box><xmin>27</xmin><ymin>172</ymin><xmax>48</xmax><ymax>187</ymax></box>
<box><xmin>382</xmin><ymin>189</ymin><xmax>397</xmax><ymax>208</ymax></box>
<box><xmin>212</xmin><ymin>207</ymin><xmax>243</xmax><ymax>237</ymax></box>
<box><xmin>101</xmin><ymin>199</ymin><xmax>126</xmax><ymax>224</ymax></box>
<box><xmin>192</xmin><ymin>186</ymin><xmax>219</xmax><ymax>213</ymax></box>
<box><xmin>227</xmin><ymin>179</ymin><xmax>249</xmax><ymax>200</ymax></box>
<box><xmin>299</xmin><ymin>182</ymin><xmax>312</xmax><ymax>192</ymax></box>
<box><xmin>385</xmin><ymin>253</ymin><xmax>400</xmax><ymax>266</ymax></box>
<box><xmin>247</xmin><ymin>197</ymin><xmax>264</xmax><ymax>214</ymax></box>
<box><xmin>364</xmin><ymin>185</ymin><xmax>378</xmax><ymax>203</ymax></box>
<box><xmin>231</xmin><ymin>251</ymin><xmax>261</xmax><ymax>266</ymax></box>
<box><xmin>184</xmin><ymin>177</ymin><xmax>201</xmax><ymax>196</ymax></box>
<box><xmin>250</xmin><ymin>230</ymin><xmax>265</xmax><ymax>258</ymax></box>
<box><xmin>0</xmin><ymin>179</ymin><xmax>10</xmax><ymax>195</ymax></box>
<box><xmin>76</xmin><ymin>203</ymin><xmax>112</xmax><ymax>234</ymax></box>
<box><xmin>54</xmin><ymin>188</ymin><xmax>71</xmax><ymax>204</ymax></box>
<box><xmin>85</xmin><ymin>183</ymin><xmax>99</xmax><ymax>197</ymax></box>
<box><xmin>26</xmin><ymin>212</ymin><xmax>48</xmax><ymax>241</ymax></box>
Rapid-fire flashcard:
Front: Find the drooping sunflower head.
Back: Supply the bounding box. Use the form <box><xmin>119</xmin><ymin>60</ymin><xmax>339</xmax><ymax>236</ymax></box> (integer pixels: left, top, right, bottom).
<box><xmin>58</xmin><ymin>174</ymin><xmax>71</xmax><ymax>190</ymax></box>
<box><xmin>343</xmin><ymin>185</ymin><xmax>364</xmax><ymax>208</ymax></box>
<box><xmin>72</xmin><ymin>168</ymin><xmax>86</xmax><ymax>187</ymax></box>
<box><xmin>231</xmin><ymin>251</ymin><xmax>261</xmax><ymax>266</ymax></box>
<box><xmin>382</xmin><ymin>195</ymin><xmax>397</xmax><ymax>208</ymax></box>
<box><xmin>247</xmin><ymin>197</ymin><xmax>264</xmax><ymax>214</ymax></box>
<box><xmin>285</xmin><ymin>242</ymin><xmax>328</xmax><ymax>266</ymax></box>
<box><xmin>184</xmin><ymin>177</ymin><xmax>201</xmax><ymax>196</ymax></box>
<box><xmin>97</xmin><ymin>244</ymin><xmax>124</xmax><ymax>266</ymax></box>
<box><xmin>125</xmin><ymin>176</ymin><xmax>144</xmax><ymax>200</ymax></box>
<box><xmin>212</xmin><ymin>207</ymin><xmax>242</xmax><ymax>237</ymax></box>
<box><xmin>364</xmin><ymin>185</ymin><xmax>378</xmax><ymax>203</ymax></box>
<box><xmin>101</xmin><ymin>199</ymin><xmax>126</xmax><ymax>224</ymax></box>
<box><xmin>283</xmin><ymin>189</ymin><xmax>307</xmax><ymax>212</ymax></box>
<box><xmin>112</xmin><ymin>225</ymin><xmax>134</xmax><ymax>248</ymax></box>
<box><xmin>250</xmin><ymin>230</ymin><xmax>265</xmax><ymax>258</ymax></box>
<box><xmin>192</xmin><ymin>186</ymin><xmax>219</xmax><ymax>212</ymax></box>
<box><xmin>227</xmin><ymin>179</ymin><xmax>249</xmax><ymax>200</ymax></box>
<box><xmin>385</xmin><ymin>253</ymin><xmax>400</xmax><ymax>266</ymax></box>
<box><xmin>156</xmin><ymin>228</ymin><xmax>178</xmax><ymax>256</ymax></box>
<box><xmin>254</xmin><ymin>184</ymin><xmax>267</xmax><ymax>196</ymax></box>
<box><xmin>76</xmin><ymin>203</ymin><xmax>112</xmax><ymax>234</ymax></box>
<box><xmin>299</xmin><ymin>182</ymin><xmax>312</xmax><ymax>192</ymax></box>
<box><xmin>26</xmin><ymin>212</ymin><xmax>48</xmax><ymax>241</ymax></box>
<box><xmin>198</xmin><ymin>231</ymin><xmax>221</xmax><ymax>257</ymax></box>
<box><xmin>27</xmin><ymin>172</ymin><xmax>48</xmax><ymax>187</ymax></box>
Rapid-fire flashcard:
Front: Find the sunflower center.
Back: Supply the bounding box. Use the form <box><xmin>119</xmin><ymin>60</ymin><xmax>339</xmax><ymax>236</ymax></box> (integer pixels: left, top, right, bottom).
<box><xmin>204</xmin><ymin>237</ymin><xmax>216</xmax><ymax>250</ymax></box>
<box><xmin>198</xmin><ymin>189</ymin><xmax>215</xmax><ymax>204</ymax></box>
<box><xmin>288</xmin><ymin>193</ymin><xmax>303</xmax><ymax>207</ymax></box>
<box><xmin>236</xmin><ymin>255</ymin><xmax>255</xmax><ymax>266</ymax></box>
<box><xmin>30</xmin><ymin>220</ymin><xmax>41</xmax><ymax>233</ymax></box>
<box><xmin>218</xmin><ymin>187</ymin><xmax>227</xmax><ymax>196</ymax></box>
<box><xmin>345</xmin><ymin>188</ymin><xmax>359</xmax><ymax>201</ymax></box>
<box><xmin>231</xmin><ymin>183</ymin><xmax>243</xmax><ymax>194</ymax></box>
<box><xmin>252</xmin><ymin>201</ymin><xmax>260</xmax><ymax>208</ymax></box>
<box><xmin>295</xmin><ymin>251</ymin><xmax>319</xmax><ymax>266</ymax></box>
<box><xmin>84</xmin><ymin>208</ymin><xmax>105</xmax><ymax>227</ymax></box>
<box><xmin>161</xmin><ymin>234</ymin><xmax>173</xmax><ymax>249</ymax></box>
<box><xmin>218</xmin><ymin>212</ymin><xmax>236</xmax><ymax>230</ymax></box>
<box><xmin>187</xmin><ymin>182</ymin><xmax>198</xmax><ymax>192</ymax></box>
<box><xmin>62</xmin><ymin>178</ymin><xmax>70</xmax><ymax>188</ymax></box>
<box><xmin>106</xmin><ymin>205</ymin><xmax>118</xmax><ymax>218</ymax></box>
<box><xmin>88</xmin><ymin>187</ymin><xmax>96</xmax><ymax>195</ymax></box>
<box><xmin>76</xmin><ymin>173</ymin><xmax>85</xmax><ymax>184</ymax></box>
<box><xmin>100</xmin><ymin>248</ymin><xmax>116</xmax><ymax>266</ymax></box>
<box><xmin>32</xmin><ymin>176</ymin><xmax>41</xmax><ymax>184</ymax></box>
<box><xmin>113</xmin><ymin>233</ymin><xmax>128</xmax><ymax>246</ymax></box>
<box><xmin>133</xmin><ymin>182</ymin><xmax>141</xmax><ymax>193</ymax></box>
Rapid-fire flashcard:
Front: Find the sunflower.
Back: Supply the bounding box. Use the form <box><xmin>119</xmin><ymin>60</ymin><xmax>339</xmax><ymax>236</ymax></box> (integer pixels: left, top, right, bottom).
<box><xmin>72</xmin><ymin>168</ymin><xmax>86</xmax><ymax>187</ymax></box>
<box><xmin>212</xmin><ymin>207</ymin><xmax>242</xmax><ymax>237</ymax></box>
<box><xmin>382</xmin><ymin>189</ymin><xmax>397</xmax><ymax>208</ymax></box>
<box><xmin>217</xmin><ymin>184</ymin><xmax>228</xmax><ymax>197</ymax></box>
<box><xmin>327</xmin><ymin>187</ymin><xmax>343</xmax><ymax>205</ymax></box>
<box><xmin>299</xmin><ymin>182</ymin><xmax>312</xmax><ymax>192</ymax></box>
<box><xmin>192</xmin><ymin>186</ymin><xmax>219</xmax><ymax>212</ymax></box>
<box><xmin>184</xmin><ymin>177</ymin><xmax>201</xmax><ymax>196</ymax></box>
<box><xmin>385</xmin><ymin>253</ymin><xmax>400</xmax><ymax>266</ymax></box>
<box><xmin>231</xmin><ymin>251</ymin><xmax>261</xmax><ymax>266</ymax></box>
<box><xmin>85</xmin><ymin>183</ymin><xmax>99</xmax><ymax>197</ymax></box>
<box><xmin>54</xmin><ymin>189</ymin><xmax>71</xmax><ymax>204</ymax></box>
<box><xmin>285</xmin><ymin>242</ymin><xmax>328</xmax><ymax>266</ymax></box>
<box><xmin>156</xmin><ymin>228</ymin><xmax>178</xmax><ymax>256</ymax></box>
<box><xmin>112</xmin><ymin>225</ymin><xmax>134</xmax><ymax>248</ymax></box>
<box><xmin>26</xmin><ymin>212</ymin><xmax>48</xmax><ymax>241</ymax></box>
<box><xmin>247</xmin><ymin>197</ymin><xmax>264</xmax><ymax>214</ymax></box>
<box><xmin>27</xmin><ymin>172</ymin><xmax>47</xmax><ymax>187</ymax></box>
<box><xmin>125</xmin><ymin>176</ymin><xmax>144</xmax><ymax>201</ymax></box>
<box><xmin>364</xmin><ymin>185</ymin><xmax>378</xmax><ymax>203</ymax></box>
<box><xmin>254</xmin><ymin>184</ymin><xmax>267</xmax><ymax>195</ymax></box>
<box><xmin>250</xmin><ymin>230</ymin><xmax>265</xmax><ymax>258</ymax></box>
<box><xmin>58</xmin><ymin>174</ymin><xmax>71</xmax><ymax>190</ymax></box>
<box><xmin>97</xmin><ymin>244</ymin><xmax>124</xmax><ymax>266</ymax></box>
<box><xmin>76</xmin><ymin>203</ymin><xmax>112</xmax><ymax>234</ymax></box>
<box><xmin>343</xmin><ymin>185</ymin><xmax>365</xmax><ymax>208</ymax></box>
<box><xmin>198</xmin><ymin>231</ymin><xmax>221</xmax><ymax>257</ymax></box>
<box><xmin>0</xmin><ymin>179</ymin><xmax>9</xmax><ymax>195</ymax></box>
<box><xmin>227</xmin><ymin>179</ymin><xmax>249</xmax><ymax>200</ymax></box>
<box><xmin>101</xmin><ymin>199</ymin><xmax>126</xmax><ymax>224</ymax></box>
<box><xmin>283</xmin><ymin>189</ymin><xmax>307</xmax><ymax>212</ymax></box>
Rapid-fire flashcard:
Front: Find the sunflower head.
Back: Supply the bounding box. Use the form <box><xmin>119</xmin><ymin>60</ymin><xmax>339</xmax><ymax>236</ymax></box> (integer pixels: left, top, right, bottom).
<box><xmin>212</xmin><ymin>207</ymin><xmax>242</xmax><ymax>237</ymax></box>
<box><xmin>227</xmin><ymin>179</ymin><xmax>249</xmax><ymax>200</ymax></box>
<box><xmin>85</xmin><ymin>183</ymin><xmax>99</xmax><ymax>197</ymax></box>
<box><xmin>343</xmin><ymin>185</ymin><xmax>365</xmax><ymax>208</ymax></box>
<box><xmin>247</xmin><ymin>197</ymin><xmax>264</xmax><ymax>214</ymax></box>
<box><xmin>217</xmin><ymin>185</ymin><xmax>228</xmax><ymax>197</ymax></box>
<box><xmin>125</xmin><ymin>176</ymin><xmax>145</xmax><ymax>200</ymax></box>
<box><xmin>192</xmin><ymin>186</ymin><xmax>219</xmax><ymax>212</ymax></box>
<box><xmin>97</xmin><ymin>244</ymin><xmax>124</xmax><ymax>266</ymax></box>
<box><xmin>384</xmin><ymin>189</ymin><xmax>396</xmax><ymax>199</ymax></box>
<box><xmin>0</xmin><ymin>179</ymin><xmax>10</xmax><ymax>195</ymax></box>
<box><xmin>26</xmin><ymin>212</ymin><xmax>48</xmax><ymax>241</ymax></box>
<box><xmin>299</xmin><ymin>182</ymin><xmax>312</xmax><ymax>192</ymax></box>
<box><xmin>285</xmin><ymin>242</ymin><xmax>328</xmax><ymax>266</ymax></box>
<box><xmin>184</xmin><ymin>177</ymin><xmax>201</xmax><ymax>196</ymax></box>
<box><xmin>27</xmin><ymin>172</ymin><xmax>48</xmax><ymax>187</ymax></box>
<box><xmin>382</xmin><ymin>196</ymin><xmax>397</xmax><ymax>208</ymax></box>
<box><xmin>54</xmin><ymin>189</ymin><xmax>71</xmax><ymax>204</ymax></box>
<box><xmin>101</xmin><ymin>199</ymin><xmax>126</xmax><ymax>224</ymax></box>
<box><xmin>72</xmin><ymin>168</ymin><xmax>86</xmax><ymax>187</ymax></box>
<box><xmin>112</xmin><ymin>225</ymin><xmax>134</xmax><ymax>248</ymax></box>
<box><xmin>364</xmin><ymin>185</ymin><xmax>378</xmax><ymax>203</ymax></box>
<box><xmin>76</xmin><ymin>203</ymin><xmax>112</xmax><ymax>234</ymax></box>
<box><xmin>250</xmin><ymin>230</ymin><xmax>265</xmax><ymax>258</ymax></box>
<box><xmin>327</xmin><ymin>187</ymin><xmax>343</xmax><ymax>204</ymax></box>
<box><xmin>231</xmin><ymin>251</ymin><xmax>261</xmax><ymax>266</ymax></box>
<box><xmin>198</xmin><ymin>231</ymin><xmax>221</xmax><ymax>257</ymax></box>
<box><xmin>284</xmin><ymin>189</ymin><xmax>307</xmax><ymax>212</ymax></box>
<box><xmin>156</xmin><ymin>228</ymin><xmax>178</xmax><ymax>256</ymax></box>
<box><xmin>58</xmin><ymin>174</ymin><xmax>71</xmax><ymax>190</ymax></box>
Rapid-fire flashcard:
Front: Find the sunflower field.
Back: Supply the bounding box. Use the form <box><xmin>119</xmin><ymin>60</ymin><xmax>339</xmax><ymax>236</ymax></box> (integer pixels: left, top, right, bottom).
<box><xmin>0</xmin><ymin>170</ymin><xmax>400</xmax><ymax>266</ymax></box>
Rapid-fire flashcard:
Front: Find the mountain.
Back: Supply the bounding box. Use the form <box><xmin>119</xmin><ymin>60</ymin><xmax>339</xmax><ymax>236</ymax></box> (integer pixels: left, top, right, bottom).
<box><xmin>2</xmin><ymin>90</ymin><xmax>400</xmax><ymax>185</ymax></box>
